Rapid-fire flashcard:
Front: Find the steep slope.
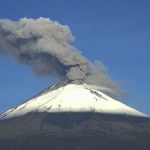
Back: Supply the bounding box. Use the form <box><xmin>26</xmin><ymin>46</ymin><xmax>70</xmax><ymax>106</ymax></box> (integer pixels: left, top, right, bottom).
<box><xmin>0</xmin><ymin>84</ymin><xmax>147</xmax><ymax>119</ymax></box>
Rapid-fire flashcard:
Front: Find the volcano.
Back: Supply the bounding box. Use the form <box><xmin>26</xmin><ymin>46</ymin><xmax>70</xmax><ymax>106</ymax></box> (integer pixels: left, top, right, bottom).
<box><xmin>0</xmin><ymin>84</ymin><xmax>150</xmax><ymax>150</ymax></box>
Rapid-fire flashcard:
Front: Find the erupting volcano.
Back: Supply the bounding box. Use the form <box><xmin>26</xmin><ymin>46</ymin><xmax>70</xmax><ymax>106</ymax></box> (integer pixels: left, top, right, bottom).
<box><xmin>0</xmin><ymin>18</ymin><xmax>150</xmax><ymax>150</ymax></box>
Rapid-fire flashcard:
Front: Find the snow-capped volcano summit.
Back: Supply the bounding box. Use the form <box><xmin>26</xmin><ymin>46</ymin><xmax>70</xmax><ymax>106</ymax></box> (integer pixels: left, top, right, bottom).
<box><xmin>0</xmin><ymin>84</ymin><xmax>147</xmax><ymax>119</ymax></box>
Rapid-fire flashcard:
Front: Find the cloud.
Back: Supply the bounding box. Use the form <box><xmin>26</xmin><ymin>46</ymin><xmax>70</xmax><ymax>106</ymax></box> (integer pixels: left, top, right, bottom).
<box><xmin>0</xmin><ymin>17</ymin><xmax>122</xmax><ymax>96</ymax></box>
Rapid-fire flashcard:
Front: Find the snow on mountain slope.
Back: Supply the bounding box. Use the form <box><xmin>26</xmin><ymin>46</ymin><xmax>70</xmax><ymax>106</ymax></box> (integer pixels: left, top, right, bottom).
<box><xmin>0</xmin><ymin>84</ymin><xmax>148</xmax><ymax>119</ymax></box>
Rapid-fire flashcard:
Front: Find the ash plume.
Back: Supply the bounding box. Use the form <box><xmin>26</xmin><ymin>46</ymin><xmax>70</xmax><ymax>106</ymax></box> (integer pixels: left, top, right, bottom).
<box><xmin>0</xmin><ymin>18</ymin><xmax>121</xmax><ymax>95</ymax></box>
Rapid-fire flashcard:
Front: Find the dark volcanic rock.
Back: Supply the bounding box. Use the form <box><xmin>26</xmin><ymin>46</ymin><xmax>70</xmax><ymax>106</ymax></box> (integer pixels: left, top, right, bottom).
<box><xmin>0</xmin><ymin>112</ymin><xmax>150</xmax><ymax>150</ymax></box>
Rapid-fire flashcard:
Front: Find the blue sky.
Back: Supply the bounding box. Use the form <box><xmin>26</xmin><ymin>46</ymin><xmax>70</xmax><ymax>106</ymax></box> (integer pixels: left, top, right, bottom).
<box><xmin>0</xmin><ymin>0</ymin><xmax>150</xmax><ymax>115</ymax></box>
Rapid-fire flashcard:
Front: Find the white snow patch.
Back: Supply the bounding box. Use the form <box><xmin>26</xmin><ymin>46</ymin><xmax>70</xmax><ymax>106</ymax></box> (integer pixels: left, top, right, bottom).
<box><xmin>0</xmin><ymin>84</ymin><xmax>148</xmax><ymax>119</ymax></box>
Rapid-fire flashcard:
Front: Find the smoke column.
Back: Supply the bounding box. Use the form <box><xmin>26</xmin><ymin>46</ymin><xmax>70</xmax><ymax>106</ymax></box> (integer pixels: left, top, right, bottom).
<box><xmin>0</xmin><ymin>18</ymin><xmax>121</xmax><ymax>95</ymax></box>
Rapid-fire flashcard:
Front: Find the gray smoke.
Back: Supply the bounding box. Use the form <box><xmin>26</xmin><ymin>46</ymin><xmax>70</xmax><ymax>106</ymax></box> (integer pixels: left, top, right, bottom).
<box><xmin>0</xmin><ymin>18</ymin><xmax>122</xmax><ymax>95</ymax></box>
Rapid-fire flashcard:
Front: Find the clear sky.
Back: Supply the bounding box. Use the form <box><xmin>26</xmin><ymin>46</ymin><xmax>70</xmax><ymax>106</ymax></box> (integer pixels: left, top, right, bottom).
<box><xmin>0</xmin><ymin>0</ymin><xmax>150</xmax><ymax>115</ymax></box>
